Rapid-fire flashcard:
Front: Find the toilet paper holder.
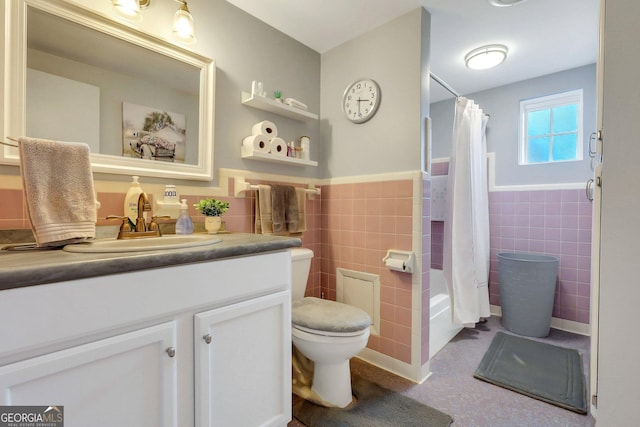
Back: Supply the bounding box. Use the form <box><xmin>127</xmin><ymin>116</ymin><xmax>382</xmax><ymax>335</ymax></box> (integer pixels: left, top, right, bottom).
<box><xmin>383</xmin><ymin>249</ymin><xmax>415</xmax><ymax>273</ymax></box>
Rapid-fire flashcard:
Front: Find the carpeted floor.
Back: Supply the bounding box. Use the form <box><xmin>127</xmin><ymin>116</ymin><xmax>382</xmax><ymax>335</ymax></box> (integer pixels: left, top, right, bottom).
<box><xmin>289</xmin><ymin>316</ymin><xmax>595</xmax><ymax>427</ymax></box>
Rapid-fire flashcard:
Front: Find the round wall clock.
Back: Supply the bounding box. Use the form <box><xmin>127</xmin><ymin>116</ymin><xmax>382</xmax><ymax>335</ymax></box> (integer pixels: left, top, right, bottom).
<box><xmin>342</xmin><ymin>78</ymin><xmax>381</xmax><ymax>124</ymax></box>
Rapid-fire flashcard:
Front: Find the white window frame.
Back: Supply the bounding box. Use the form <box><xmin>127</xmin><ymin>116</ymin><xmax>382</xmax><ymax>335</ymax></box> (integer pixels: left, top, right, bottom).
<box><xmin>519</xmin><ymin>89</ymin><xmax>584</xmax><ymax>165</ymax></box>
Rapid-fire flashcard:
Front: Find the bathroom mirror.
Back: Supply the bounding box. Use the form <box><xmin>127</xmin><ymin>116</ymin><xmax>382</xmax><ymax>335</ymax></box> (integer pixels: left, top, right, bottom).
<box><xmin>2</xmin><ymin>0</ymin><xmax>215</xmax><ymax>180</ymax></box>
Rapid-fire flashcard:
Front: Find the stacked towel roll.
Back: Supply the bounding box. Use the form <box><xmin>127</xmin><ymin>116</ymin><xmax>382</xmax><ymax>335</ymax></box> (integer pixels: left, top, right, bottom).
<box><xmin>243</xmin><ymin>120</ymin><xmax>288</xmax><ymax>156</ymax></box>
<box><xmin>284</xmin><ymin>98</ymin><xmax>308</xmax><ymax>111</ymax></box>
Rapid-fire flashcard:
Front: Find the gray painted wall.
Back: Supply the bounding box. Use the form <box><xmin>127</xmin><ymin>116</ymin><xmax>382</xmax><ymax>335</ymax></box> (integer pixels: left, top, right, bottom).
<box><xmin>320</xmin><ymin>8</ymin><xmax>430</xmax><ymax>179</ymax></box>
<box><xmin>196</xmin><ymin>0</ymin><xmax>322</xmax><ymax>183</ymax></box>
<box><xmin>430</xmin><ymin>64</ymin><xmax>596</xmax><ymax>186</ymax></box>
<box><xmin>1</xmin><ymin>3</ymin><xmax>432</xmax><ymax>184</ymax></box>
<box><xmin>6</xmin><ymin>0</ymin><xmax>323</xmax><ymax>185</ymax></box>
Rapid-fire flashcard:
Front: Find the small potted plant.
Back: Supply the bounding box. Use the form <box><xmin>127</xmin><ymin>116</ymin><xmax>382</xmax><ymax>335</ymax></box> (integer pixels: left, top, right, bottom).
<box><xmin>194</xmin><ymin>198</ymin><xmax>230</xmax><ymax>234</ymax></box>
<box><xmin>274</xmin><ymin>90</ymin><xmax>283</xmax><ymax>102</ymax></box>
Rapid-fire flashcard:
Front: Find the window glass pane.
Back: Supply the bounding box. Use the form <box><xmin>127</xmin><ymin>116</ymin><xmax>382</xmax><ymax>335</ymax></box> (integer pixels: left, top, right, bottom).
<box><xmin>520</xmin><ymin>90</ymin><xmax>583</xmax><ymax>165</ymax></box>
<box><xmin>527</xmin><ymin>109</ymin><xmax>550</xmax><ymax>136</ymax></box>
<box><xmin>552</xmin><ymin>104</ymin><xmax>578</xmax><ymax>133</ymax></box>
<box><xmin>552</xmin><ymin>133</ymin><xmax>577</xmax><ymax>161</ymax></box>
<box><xmin>528</xmin><ymin>137</ymin><xmax>550</xmax><ymax>163</ymax></box>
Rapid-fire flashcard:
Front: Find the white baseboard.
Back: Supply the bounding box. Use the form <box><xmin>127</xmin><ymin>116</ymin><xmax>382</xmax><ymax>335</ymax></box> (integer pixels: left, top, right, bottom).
<box><xmin>356</xmin><ymin>348</ymin><xmax>431</xmax><ymax>384</ymax></box>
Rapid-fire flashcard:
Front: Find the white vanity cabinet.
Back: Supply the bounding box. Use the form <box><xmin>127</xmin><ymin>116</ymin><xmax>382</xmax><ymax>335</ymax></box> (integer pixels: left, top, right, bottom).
<box><xmin>195</xmin><ymin>291</ymin><xmax>290</xmax><ymax>427</ymax></box>
<box><xmin>0</xmin><ymin>249</ymin><xmax>292</xmax><ymax>427</ymax></box>
<box><xmin>0</xmin><ymin>322</ymin><xmax>178</xmax><ymax>426</ymax></box>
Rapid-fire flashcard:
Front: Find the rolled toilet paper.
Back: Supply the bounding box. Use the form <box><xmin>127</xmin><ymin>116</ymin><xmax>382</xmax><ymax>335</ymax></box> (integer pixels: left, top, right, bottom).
<box><xmin>269</xmin><ymin>137</ymin><xmax>287</xmax><ymax>156</ymax></box>
<box><xmin>385</xmin><ymin>258</ymin><xmax>406</xmax><ymax>272</ymax></box>
<box><xmin>242</xmin><ymin>134</ymin><xmax>270</xmax><ymax>153</ymax></box>
<box><xmin>252</xmin><ymin>120</ymin><xmax>278</xmax><ymax>138</ymax></box>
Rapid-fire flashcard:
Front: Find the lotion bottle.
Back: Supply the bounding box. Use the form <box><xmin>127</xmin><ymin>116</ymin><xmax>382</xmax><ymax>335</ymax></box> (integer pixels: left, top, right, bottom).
<box><xmin>175</xmin><ymin>199</ymin><xmax>194</xmax><ymax>234</ymax></box>
<box><xmin>124</xmin><ymin>176</ymin><xmax>144</xmax><ymax>226</ymax></box>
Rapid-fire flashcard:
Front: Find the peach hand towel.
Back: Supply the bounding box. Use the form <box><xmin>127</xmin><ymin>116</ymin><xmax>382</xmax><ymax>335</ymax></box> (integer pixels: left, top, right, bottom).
<box><xmin>19</xmin><ymin>137</ymin><xmax>97</xmax><ymax>247</ymax></box>
<box><xmin>294</xmin><ymin>187</ymin><xmax>307</xmax><ymax>233</ymax></box>
<box><xmin>255</xmin><ymin>184</ymin><xmax>273</xmax><ymax>234</ymax></box>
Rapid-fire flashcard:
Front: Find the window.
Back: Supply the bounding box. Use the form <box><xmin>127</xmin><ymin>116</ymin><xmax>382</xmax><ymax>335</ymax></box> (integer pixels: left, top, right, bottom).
<box><xmin>519</xmin><ymin>89</ymin><xmax>583</xmax><ymax>165</ymax></box>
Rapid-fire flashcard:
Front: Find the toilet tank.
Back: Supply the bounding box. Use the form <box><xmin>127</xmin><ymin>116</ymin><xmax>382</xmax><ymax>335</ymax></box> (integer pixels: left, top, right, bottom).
<box><xmin>291</xmin><ymin>248</ymin><xmax>314</xmax><ymax>301</ymax></box>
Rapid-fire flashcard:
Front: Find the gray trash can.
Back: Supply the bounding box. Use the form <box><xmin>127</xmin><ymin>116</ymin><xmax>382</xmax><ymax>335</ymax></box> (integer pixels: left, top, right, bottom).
<box><xmin>497</xmin><ymin>252</ymin><xmax>559</xmax><ymax>337</ymax></box>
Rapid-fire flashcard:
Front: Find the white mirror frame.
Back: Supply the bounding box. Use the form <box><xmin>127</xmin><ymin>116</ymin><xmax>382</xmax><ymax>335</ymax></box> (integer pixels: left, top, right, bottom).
<box><xmin>2</xmin><ymin>0</ymin><xmax>215</xmax><ymax>181</ymax></box>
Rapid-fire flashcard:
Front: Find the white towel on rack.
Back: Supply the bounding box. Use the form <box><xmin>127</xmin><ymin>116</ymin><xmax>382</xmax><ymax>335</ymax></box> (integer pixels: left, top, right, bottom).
<box><xmin>284</xmin><ymin>98</ymin><xmax>308</xmax><ymax>110</ymax></box>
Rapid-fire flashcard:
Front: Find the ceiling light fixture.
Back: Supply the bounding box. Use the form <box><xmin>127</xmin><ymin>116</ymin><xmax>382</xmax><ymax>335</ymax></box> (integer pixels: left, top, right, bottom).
<box><xmin>487</xmin><ymin>0</ymin><xmax>528</xmax><ymax>6</ymax></box>
<box><xmin>173</xmin><ymin>0</ymin><xmax>196</xmax><ymax>44</ymax></box>
<box><xmin>465</xmin><ymin>44</ymin><xmax>508</xmax><ymax>70</ymax></box>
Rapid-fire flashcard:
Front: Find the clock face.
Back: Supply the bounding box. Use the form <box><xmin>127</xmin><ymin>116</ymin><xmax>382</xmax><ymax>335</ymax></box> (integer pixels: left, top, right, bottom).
<box><xmin>342</xmin><ymin>79</ymin><xmax>380</xmax><ymax>123</ymax></box>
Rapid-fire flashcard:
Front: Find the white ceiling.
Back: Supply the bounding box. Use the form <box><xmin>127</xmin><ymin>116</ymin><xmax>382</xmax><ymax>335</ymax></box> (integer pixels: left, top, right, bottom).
<box><xmin>226</xmin><ymin>0</ymin><xmax>600</xmax><ymax>102</ymax></box>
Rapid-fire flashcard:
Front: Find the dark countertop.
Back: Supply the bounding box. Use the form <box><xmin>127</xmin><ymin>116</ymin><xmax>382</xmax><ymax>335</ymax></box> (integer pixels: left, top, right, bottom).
<box><xmin>0</xmin><ymin>233</ymin><xmax>301</xmax><ymax>291</ymax></box>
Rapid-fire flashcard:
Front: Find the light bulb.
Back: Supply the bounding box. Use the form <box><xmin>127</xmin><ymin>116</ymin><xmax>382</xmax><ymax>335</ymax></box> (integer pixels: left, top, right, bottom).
<box><xmin>173</xmin><ymin>1</ymin><xmax>196</xmax><ymax>44</ymax></box>
<box><xmin>112</xmin><ymin>0</ymin><xmax>141</xmax><ymax>20</ymax></box>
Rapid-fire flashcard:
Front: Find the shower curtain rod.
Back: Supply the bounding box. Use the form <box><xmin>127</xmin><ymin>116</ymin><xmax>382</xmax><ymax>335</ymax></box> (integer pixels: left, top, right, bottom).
<box><xmin>430</xmin><ymin>73</ymin><xmax>461</xmax><ymax>98</ymax></box>
<box><xmin>429</xmin><ymin>73</ymin><xmax>490</xmax><ymax>117</ymax></box>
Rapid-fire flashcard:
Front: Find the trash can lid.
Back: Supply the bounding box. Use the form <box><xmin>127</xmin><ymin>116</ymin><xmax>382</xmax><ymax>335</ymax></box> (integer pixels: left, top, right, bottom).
<box><xmin>497</xmin><ymin>252</ymin><xmax>558</xmax><ymax>263</ymax></box>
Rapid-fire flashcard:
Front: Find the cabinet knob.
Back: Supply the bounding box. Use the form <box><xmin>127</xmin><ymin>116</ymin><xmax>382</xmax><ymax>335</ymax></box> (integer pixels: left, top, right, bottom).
<box><xmin>203</xmin><ymin>334</ymin><xmax>212</xmax><ymax>344</ymax></box>
<box><xmin>166</xmin><ymin>347</ymin><xmax>176</xmax><ymax>358</ymax></box>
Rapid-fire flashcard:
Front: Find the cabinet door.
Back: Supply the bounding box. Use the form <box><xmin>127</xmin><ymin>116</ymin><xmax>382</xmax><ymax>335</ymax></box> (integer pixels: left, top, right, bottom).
<box><xmin>195</xmin><ymin>291</ymin><xmax>291</xmax><ymax>427</ymax></box>
<box><xmin>0</xmin><ymin>322</ymin><xmax>177</xmax><ymax>427</ymax></box>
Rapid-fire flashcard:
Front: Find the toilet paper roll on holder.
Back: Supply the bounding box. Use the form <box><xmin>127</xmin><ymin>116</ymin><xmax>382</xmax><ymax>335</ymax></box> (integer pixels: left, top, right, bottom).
<box><xmin>383</xmin><ymin>249</ymin><xmax>415</xmax><ymax>273</ymax></box>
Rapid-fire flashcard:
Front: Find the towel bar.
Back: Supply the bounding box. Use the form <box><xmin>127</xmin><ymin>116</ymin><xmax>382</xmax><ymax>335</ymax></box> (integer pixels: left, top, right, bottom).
<box><xmin>234</xmin><ymin>177</ymin><xmax>320</xmax><ymax>199</ymax></box>
<box><xmin>0</xmin><ymin>137</ymin><xmax>20</xmax><ymax>147</ymax></box>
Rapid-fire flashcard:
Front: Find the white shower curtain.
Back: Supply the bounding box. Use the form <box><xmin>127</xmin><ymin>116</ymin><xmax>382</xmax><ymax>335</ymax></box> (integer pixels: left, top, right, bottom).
<box><xmin>442</xmin><ymin>97</ymin><xmax>490</xmax><ymax>325</ymax></box>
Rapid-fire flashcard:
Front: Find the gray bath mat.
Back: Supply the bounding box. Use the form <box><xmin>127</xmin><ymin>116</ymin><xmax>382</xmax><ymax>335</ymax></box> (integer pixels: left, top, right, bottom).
<box><xmin>474</xmin><ymin>332</ymin><xmax>587</xmax><ymax>414</ymax></box>
<box><xmin>293</xmin><ymin>375</ymin><xmax>453</xmax><ymax>426</ymax></box>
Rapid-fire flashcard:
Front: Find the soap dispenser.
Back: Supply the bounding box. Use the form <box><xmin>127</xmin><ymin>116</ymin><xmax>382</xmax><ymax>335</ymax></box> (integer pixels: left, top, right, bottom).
<box><xmin>124</xmin><ymin>176</ymin><xmax>144</xmax><ymax>226</ymax></box>
<box><xmin>175</xmin><ymin>199</ymin><xmax>194</xmax><ymax>235</ymax></box>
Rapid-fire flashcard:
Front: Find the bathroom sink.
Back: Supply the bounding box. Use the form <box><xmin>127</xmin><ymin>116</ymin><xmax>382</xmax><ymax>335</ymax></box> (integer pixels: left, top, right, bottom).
<box><xmin>62</xmin><ymin>234</ymin><xmax>222</xmax><ymax>253</ymax></box>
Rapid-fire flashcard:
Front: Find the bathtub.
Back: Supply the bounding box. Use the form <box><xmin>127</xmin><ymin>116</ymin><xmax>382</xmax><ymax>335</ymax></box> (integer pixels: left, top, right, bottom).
<box><xmin>429</xmin><ymin>269</ymin><xmax>463</xmax><ymax>359</ymax></box>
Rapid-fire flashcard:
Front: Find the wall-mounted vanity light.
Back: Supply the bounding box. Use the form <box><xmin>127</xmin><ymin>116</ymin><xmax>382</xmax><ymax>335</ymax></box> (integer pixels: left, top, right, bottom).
<box><xmin>464</xmin><ymin>44</ymin><xmax>508</xmax><ymax>70</ymax></box>
<box><xmin>111</xmin><ymin>0</ymin><xmax>149</xmax><ymax>20</ymax></box>
<box><xmin>172</xmin><ymin>1</ymin><xmax>196</xmax><ymax>44</ymax></box>
<box><xmin>110</xmin><ymin>0</ymin><xmax>196</xmax><ymax>44</ymax></box>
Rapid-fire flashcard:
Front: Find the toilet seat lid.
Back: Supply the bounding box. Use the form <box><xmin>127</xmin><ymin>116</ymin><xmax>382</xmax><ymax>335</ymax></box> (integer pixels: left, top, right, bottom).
<box><xmin>292</xmin><ymin>323</ymin><xmax>368</xmax><ymax>338</ymax></box>
<box><xmin>292</xmin><ymin>297</ymin><xmax>371</xmax><ymax>333</ymax></box>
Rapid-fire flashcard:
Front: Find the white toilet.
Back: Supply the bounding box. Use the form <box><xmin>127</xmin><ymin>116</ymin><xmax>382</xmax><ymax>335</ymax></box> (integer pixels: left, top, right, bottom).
<box><xmin>290</xmin><ymin>247</ymin><xmax>371</xmax><ymax>408</ymax></box>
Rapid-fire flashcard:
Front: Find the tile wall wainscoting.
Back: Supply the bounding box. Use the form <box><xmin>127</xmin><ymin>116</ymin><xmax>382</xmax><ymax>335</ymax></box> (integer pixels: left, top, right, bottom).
<box><xmin>0</xmin><ymin>162</ymin><xmax>590</xmax><ymax>374</ymax></box>
<box><xmin>317</xmin><ymin>173</ymin><xmax>432</xmax><ymax>380</ymax></box>
<box><xmin>319</xmin><ymin>178</ymin><xmax>427</xmax><ymax>367</ymax></box>
<box><xmin>430</xmin><ymin>160</ymin><xmax>592</xmax><ymax>330</ymax></box>
<box><xmin>0</xmin><ymin>173</ymin><xmax>432</xmax><ymax>379</ymax></box>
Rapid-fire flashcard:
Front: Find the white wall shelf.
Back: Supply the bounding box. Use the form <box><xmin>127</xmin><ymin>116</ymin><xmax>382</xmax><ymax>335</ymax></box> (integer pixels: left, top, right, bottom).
<box><xmin>241</xmin><ymin>147</ymin><xmax>317</xmax><ymax>167</ymax></box>
<box><xmin>241</xmin><ymin>92</ymin><xmax>318</xmax><ymax>122</ymax></box>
